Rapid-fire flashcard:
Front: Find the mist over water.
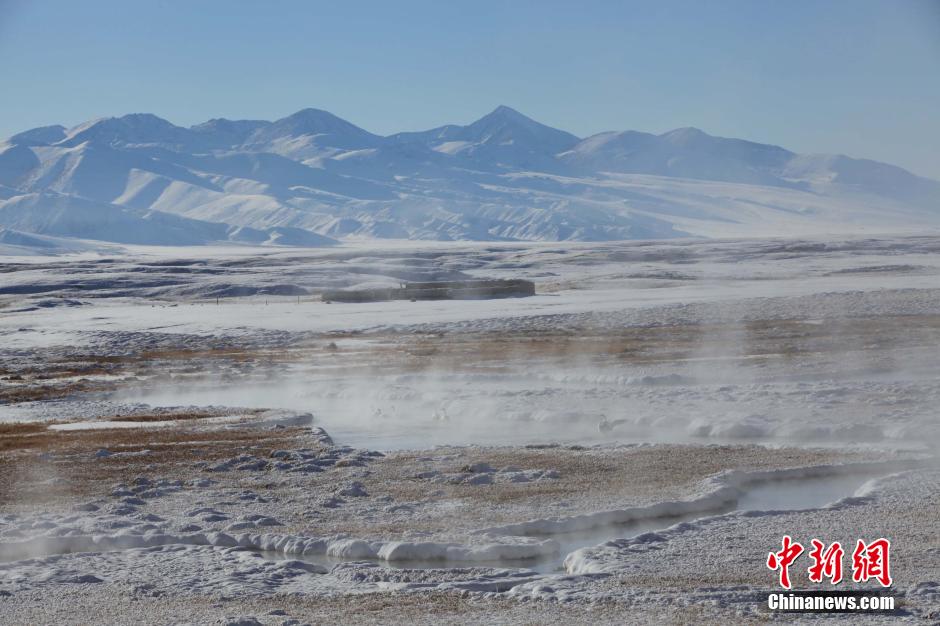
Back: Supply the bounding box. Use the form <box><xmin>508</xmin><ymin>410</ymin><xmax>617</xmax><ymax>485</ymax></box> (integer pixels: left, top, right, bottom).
<box><xmin>12</xmin><ymin>235</ymin><xmax>924</xmax><ymax>452</ymax></box>
<box><xmin>120</xmin><ymin>310</ymin><xmax>939</xmax><ymax>451</ymax></box>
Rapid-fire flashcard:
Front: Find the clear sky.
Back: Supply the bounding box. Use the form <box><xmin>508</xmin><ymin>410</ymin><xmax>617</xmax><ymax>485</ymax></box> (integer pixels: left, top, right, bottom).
<box><xmin>1</xmin><ymin>0</ymin><xmax>938</xmax><ymax>177</ymax></box>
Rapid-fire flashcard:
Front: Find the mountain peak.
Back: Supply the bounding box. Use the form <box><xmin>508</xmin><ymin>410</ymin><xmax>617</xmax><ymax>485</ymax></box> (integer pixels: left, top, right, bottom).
<box><xmin>243</xmin><ymin>108</ymin><xmax>380</xmax><ymax>154</ymax></box>
<box><xmin>488</xmin><ymin>104</ymin><xmax>526</xmax><ymax>118</ymax></box>
<box><xmin>60</xmin><ymin>113</ymin><xmax>190</xmax><ymax>148</ymax></box>
<box><xmin>473</xmin><ymin>105</ymin><xmax>543</xmax><ymax>128</ymax></box>
<box><xmin>292</xmin><ymin>107</ymin><xmax>335</xmax><ymax>116</ymax></box>
<box><xmin>78</xmin><ymin>113</ymin><xmax>180</xmax><ymax>135</ymax></box>
<box><xmin>119</xmin><ymin>112</ymin><xmax>174</xmax><ymax>126</ymax></box>
<box><xmin>257</xmin><ymin>108</ymin><xmax>377</xmax><ymax>140</ymax></box>
<box><xmin>284</xmin><ymin>107</ymin><xmax>344</xmax><ymax>122</ymax></box>
<box><xmin>661</xmin><ymin>127</ymin><xmax>709</xmax><ymax>142</ymax></box>
<box><xmin>280</xmin><ymin>107</ymin><xmax>368</xmax><ymax>130</ymax></box>
<box><xmin>464</xmin><ymin>106</ymin><xmax>579</xmax><ymax>148</ymax></box>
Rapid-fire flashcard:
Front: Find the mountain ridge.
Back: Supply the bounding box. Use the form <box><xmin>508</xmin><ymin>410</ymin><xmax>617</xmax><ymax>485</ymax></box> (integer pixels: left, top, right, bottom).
<box><xmin>0</xmin><ymin>106</ymin><xmax>937</xmax><ymax>248</ymax></box>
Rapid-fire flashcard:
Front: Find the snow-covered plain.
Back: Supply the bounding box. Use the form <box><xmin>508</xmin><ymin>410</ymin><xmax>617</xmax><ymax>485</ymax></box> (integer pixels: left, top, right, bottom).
<box><xmin>1</xmin><ymin>236</ymin><xmax>939</xmax><ymax>624</ymax></box>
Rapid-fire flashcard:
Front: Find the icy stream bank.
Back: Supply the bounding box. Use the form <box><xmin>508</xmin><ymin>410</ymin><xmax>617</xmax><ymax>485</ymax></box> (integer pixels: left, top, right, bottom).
<box><xmin>273</xmin><ymin>460</ymin><xmax>922</xmax><ymax>574</ymax></box>
<box><xmin>0</xmin><ymin>460</ymin><xmax>919</xmax><ymax>574</ymax></box>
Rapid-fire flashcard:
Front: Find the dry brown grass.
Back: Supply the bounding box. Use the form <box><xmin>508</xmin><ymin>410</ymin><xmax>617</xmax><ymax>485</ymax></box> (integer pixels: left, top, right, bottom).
<box><xmin>377</xmin><ymin>313</ymin><xmax>940</xmax><ymax>374</ymax></box>
<box><xmin>6</xmin><ymin>313</ymin><xmax>938</xmax><ymax>409</ymax></box>
<box><xmin>0</xmin><ymin>381</ymin><xmax>97</xmax><ymax>404</ymax></box>
<box><xmin>0</xmin><ymin>422</ymin><xmax>48</xmax><ymax>436</ymax></box>
<box><xmin>0</xmin><ymin>420</ymin><xmax>314</xmax><ymax>507</ymax></box>
<box><xmin>136</xmin><ymin>342</ymin><xmax>322</xmax><ymax>363</ymax></box>
<box><xmin>107</xmin><ymin>410</ymin><xmax>242</xmax><ymax>423</ymax></box>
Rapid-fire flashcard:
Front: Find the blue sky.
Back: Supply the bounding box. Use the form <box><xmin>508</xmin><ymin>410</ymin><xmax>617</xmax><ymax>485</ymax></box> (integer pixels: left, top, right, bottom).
<box><xmin>1</xmin><ymin>0</ymin><xmax>938</xmax><ymax>177</ymax></box>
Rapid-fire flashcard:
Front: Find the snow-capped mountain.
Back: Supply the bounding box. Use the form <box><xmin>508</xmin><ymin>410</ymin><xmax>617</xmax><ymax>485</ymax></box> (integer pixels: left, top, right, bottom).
<box><xmin>0</xmin><ymin>105</ymin><xmax>937</xmax><ymax>248</ymax></box>
<box><xmin>391</xmin><ymin>105</ymin><xmax>580</xmax><ymax>171</ymax></box>
<box><xmin>559</xmin><ymin>127</ymin><xmax>795</xmax><ymax>186</ymax></box>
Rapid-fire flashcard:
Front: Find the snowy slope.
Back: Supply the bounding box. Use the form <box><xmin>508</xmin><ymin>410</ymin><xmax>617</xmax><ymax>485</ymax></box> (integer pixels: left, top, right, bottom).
<box><xmin>0</xmin><ymin>189</ymin><xmax>337</xmax><ymax>247</ymax></box>
<box><xmin>0</xmin><ymin>106</ymin><xmax>937</xmax><ymax>246</ymax></box>
<box><xmin>0</xmin><ymin>228</ymin><xmax>112</xmax><ymax>256</ymax></box>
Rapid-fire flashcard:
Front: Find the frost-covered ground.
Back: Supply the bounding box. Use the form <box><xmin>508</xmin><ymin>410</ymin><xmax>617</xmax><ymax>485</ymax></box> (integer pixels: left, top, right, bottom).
<box><xmin>1</xmin><ymin>236</ymin><xmax>938</xmax><ymax>624</ymax></box>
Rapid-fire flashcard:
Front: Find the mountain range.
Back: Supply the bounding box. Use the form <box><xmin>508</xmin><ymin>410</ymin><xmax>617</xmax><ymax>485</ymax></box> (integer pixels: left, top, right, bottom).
<box><xmin>1</xmin><ymin>105</ymin><xmax>938</xmax><ymax>248</ymax></box>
